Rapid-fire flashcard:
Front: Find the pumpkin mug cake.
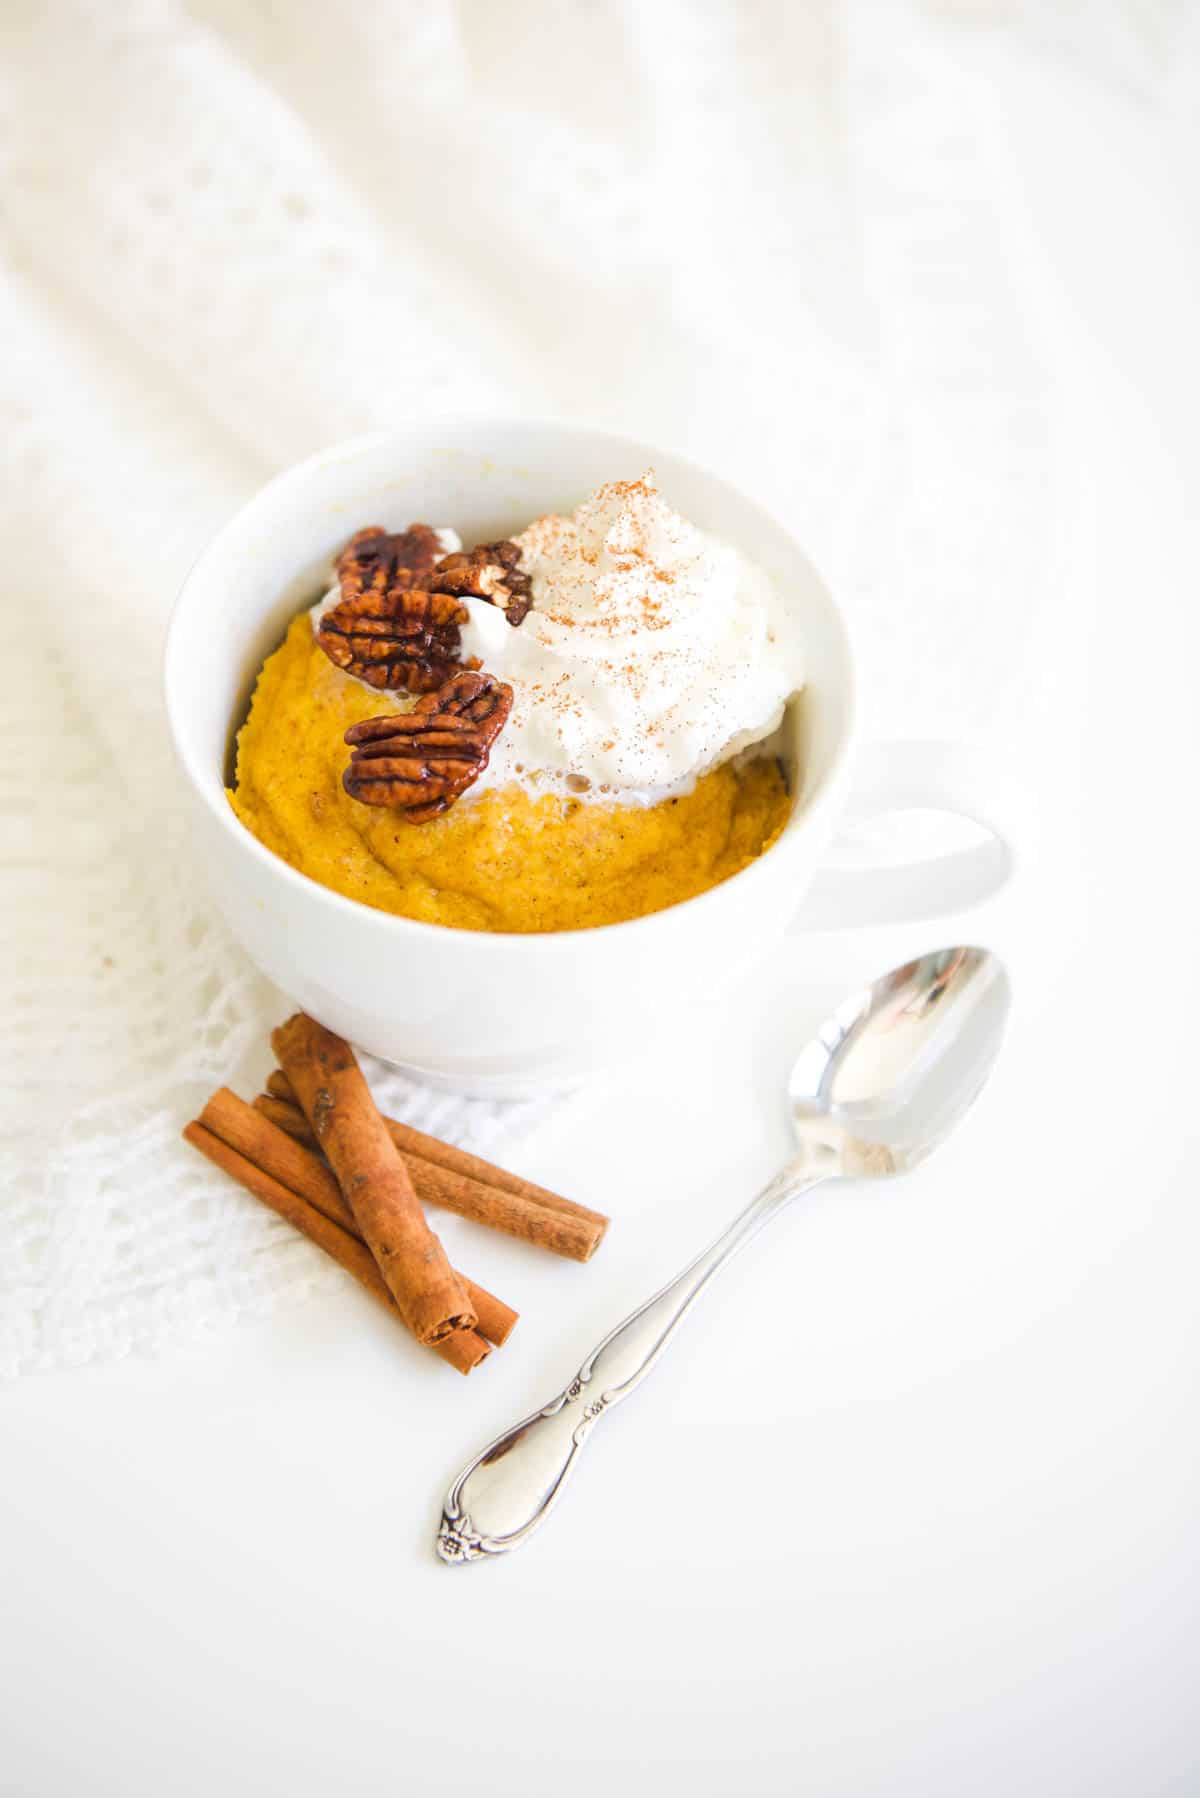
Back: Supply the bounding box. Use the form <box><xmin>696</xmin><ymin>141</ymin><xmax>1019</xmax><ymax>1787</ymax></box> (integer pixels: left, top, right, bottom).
<box><xmin>228</xmin><ymin>474</ymin><xmax>804</xmax><ymax>934</ymax></box>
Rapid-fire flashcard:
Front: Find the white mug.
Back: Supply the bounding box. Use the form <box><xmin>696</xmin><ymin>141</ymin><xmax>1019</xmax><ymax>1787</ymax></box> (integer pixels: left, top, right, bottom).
<box><xmin>165</xmin><ymin>419</ymin><xmax>1016</xmax><ymax>1096</ymax></box>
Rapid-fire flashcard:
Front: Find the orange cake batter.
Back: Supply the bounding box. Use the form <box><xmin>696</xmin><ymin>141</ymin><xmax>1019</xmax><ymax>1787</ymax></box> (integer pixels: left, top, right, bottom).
<box><xmin>228</xmin><ymin>616</ymin><xmax>791</xmax><ymax>934</ymax></box>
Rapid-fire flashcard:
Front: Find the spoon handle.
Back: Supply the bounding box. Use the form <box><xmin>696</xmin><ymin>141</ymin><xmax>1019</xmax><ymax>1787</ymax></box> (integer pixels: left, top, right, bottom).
<box><xmin>436</xmin><ymin>1162</ymin><xmax>827</xmax><ymax>1563</ymax></box>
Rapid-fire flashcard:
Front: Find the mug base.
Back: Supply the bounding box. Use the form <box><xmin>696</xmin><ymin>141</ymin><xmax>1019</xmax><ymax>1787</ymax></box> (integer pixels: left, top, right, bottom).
<box><xmin>380</xmin><ymin>1057</ymin><xmax>589</xmax><ymax>1102</ymax></box>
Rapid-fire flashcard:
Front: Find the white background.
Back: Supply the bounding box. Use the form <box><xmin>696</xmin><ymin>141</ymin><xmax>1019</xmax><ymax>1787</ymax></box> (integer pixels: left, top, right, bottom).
<box><xmin>3</xmin><ymin>5</ymin><xmax>1199</xmax><ymax>1794</ymax></box>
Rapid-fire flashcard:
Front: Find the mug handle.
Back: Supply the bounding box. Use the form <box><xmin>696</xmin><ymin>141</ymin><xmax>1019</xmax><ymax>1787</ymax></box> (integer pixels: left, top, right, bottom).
<box><xmin>792</xmin><ymin>739</ymin><xmax>1022</xmax><ymax>930</ymax></box>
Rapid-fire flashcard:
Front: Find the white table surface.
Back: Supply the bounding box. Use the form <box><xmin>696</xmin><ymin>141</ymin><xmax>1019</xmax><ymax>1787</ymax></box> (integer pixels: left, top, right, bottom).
<box><xmin>5</xmin><ymin>142</ymin><xmax>1199</xmax><ymax>1798</ymax></box>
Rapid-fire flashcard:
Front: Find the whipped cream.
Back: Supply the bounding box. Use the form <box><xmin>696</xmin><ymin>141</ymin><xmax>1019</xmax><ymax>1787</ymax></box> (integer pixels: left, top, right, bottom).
<box><xmin>460</xmin><ymin>475</ymin><xmax>803</xmax><ymax>801</ymax></box>
<box><xmin>313</xmin><ymin>478</ymin><xmax>804</xmax><ymax>803</ymax></box>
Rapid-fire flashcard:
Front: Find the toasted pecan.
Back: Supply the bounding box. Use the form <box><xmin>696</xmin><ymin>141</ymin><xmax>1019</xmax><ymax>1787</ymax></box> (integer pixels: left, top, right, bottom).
<box><xmin>431</xmin><ymin>540</ymin><xmax>533</xmax><ymax>626</ymax></box>
<box><xmin>343</xmin><ymin>670</ymin><xmax>514</xmax><ymax>822</ymax></box>
<box><xmin>336</xmin><ymin>524</ymin><xmax>444</xmax><ymax>596</ymax></box>
<box><xmin>317</xmin><ymin>586</ymin><xmax>474</xmax><ymax>692</ymax></box>
<box><xmin>316</xmin><ymin>523</ymin><xmax>470</xmax><ymax>690</ymax></box>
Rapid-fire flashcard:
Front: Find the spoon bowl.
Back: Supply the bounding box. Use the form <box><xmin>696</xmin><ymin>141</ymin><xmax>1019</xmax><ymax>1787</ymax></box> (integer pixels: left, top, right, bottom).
<box><xmin>438</xmin><ymin>945</ymin><xmax>1011</xmax><ymax>1563</ymax></box>
<box><xmin>789</xmin><ymin>946</ymin><xmax>1011</xmax><ymax>1175</ymax></box>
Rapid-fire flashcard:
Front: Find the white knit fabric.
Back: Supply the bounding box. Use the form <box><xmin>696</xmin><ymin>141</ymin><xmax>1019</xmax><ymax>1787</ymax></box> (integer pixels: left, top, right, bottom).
<box><xmin>0</xmin><ymin>0</ymin><xmax>1187</xmax><ymax>1377</ymax></box>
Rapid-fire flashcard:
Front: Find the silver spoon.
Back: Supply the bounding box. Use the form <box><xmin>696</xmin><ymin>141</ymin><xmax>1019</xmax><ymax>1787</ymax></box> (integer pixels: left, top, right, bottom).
<box><xmin>436</xmin><ymin>945</ymin><xmax>1011</xmax><ymax>1564</ymax></box>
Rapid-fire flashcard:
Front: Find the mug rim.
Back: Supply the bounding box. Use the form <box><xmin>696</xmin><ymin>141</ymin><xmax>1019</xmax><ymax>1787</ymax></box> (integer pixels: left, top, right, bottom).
<box><xmin>164</xmin><ymin>418</ymin><xmax>858</xmax><ymax>951</ymax></box>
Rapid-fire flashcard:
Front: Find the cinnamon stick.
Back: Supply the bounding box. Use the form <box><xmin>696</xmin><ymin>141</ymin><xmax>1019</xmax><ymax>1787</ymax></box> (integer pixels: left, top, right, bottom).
<box><xmin>182</xmin><ymin>1122</ymin><xmax>491</xmax><ymax>1373</ymax></box>
<box><xmin>254</xmin><ymin>1093</ymin><xmax>317</xmax><ymax>1146</ymax></box>
<box><xmin>198</xmin><ymin>1089</ymin><xmax>517</xmax><ymax>1348</ymax></box>
<box><xmin>434</xmin><ymin>1321</ymin><xmax>493</xmax><ymax>1375</ymax></box>
<box><xmin>272</xmin><ymin>1015</ymin><xmax>475</xmax><ymax>1347</ymax></box>
<box><xmin>263</xmin><ymin>1071</ymin><xmax>607</xmax><ymax>1262</ymax></box>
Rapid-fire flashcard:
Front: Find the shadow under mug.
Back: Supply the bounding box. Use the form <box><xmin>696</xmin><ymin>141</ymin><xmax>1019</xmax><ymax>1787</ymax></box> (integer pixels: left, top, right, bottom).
<box><xmin>165</xmin><ymin>420</ymin><xmax>1018</xmax><ymax>1097</ymax></box>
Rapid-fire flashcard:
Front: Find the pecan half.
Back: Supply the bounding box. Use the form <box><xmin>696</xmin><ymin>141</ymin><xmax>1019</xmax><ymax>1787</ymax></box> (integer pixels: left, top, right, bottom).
<box><xmin>335</xmin><ymin>524</ymin><xmax>444</xmax><ymax>597</ymax></box>
<box><xmin>343</xmin><ymin>669</ymin><xmax>514</xmax><ymax>822</ymax></box>
<box><xmin>317</xmin><ymin>587</ymin><xmax>474</xmax><ymax>692</ymax></box>
<box><xmin>432</xmin><ymin>540</ymin><xmax>534</xmax><ymax>627</ymax></box>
